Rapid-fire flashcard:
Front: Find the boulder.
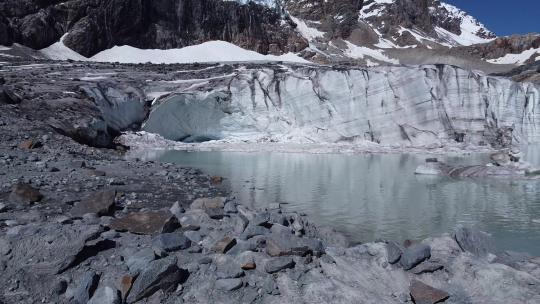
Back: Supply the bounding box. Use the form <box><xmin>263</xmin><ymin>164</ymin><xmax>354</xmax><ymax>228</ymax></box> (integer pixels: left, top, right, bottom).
<box><xmin>120</xmin><ymin>275</ymin><xmax>135</xmax><ymax>300</ymax></box>
<box><xmin>216</xmin><ymin>278</ymin><xmax>243</xmax><ymax>291</ymax></box>
<box><xmin>153</xmin><ymin>233</ymin><xmax>191</xmax><ymax>252</ymax></box>
<box><xmin>88</xmin><ymin>286</ymin><xmax>121</xmax><ymax>304</ymax></box>
<box><xmin>127</xmin><ymin>256</ymin><xmax>188</xmax><ymax>303</ymax></box>
<box><xmin>190</xmin><ymin>197</ymin><xmax>226</xmax><ymax>210</ymax></box>
<box><xmin>211</xmin><ymin>236</ymin><xmax>237</xmax><ymax>254</ymax></box>
<box><xmin>9</xmin><ymin>183</ymin><xmax>43</xmax><ymax>204</ymax></box>
<box><xmin>401</xmin><ymin>244</ymin><xmax>431</xmax><ymax>270</ymax></box>
<box><xmin>216</xmin><ymin>263</ymin><xmax>244</xmax><ymax>279</ymax></box>
<box><xmin>454</xmin><ymin>226</ymin><xmax>493</xmax><ymax>257</ymax></box>
<box><xmin>409</xmin><ymin>280</ymin><xmax>449</xmax><ymax>304</ymax></box>
<box><xmin>240</xmin><ymin>224</ymin><xmax>269</xmax><ymax>240</ymax></box>
<box><xmin>70</xmin><ymin>189</ymin><xmax>116</xmax><ymax>217</ymax></box>
<box><xmin>266</xmin><ymin>234</ymin><xmax>324</xmax><ymax>257</ymax></box>
<box><xmin>386</xmin><ymin>241</ymin><xmax>403</xmax><ymax>264</ymax></box>
<box><xmin>125</xmin><ymin>248</ymin><xmax>156</xmax><ymax>274</ymax></box>
<box><xmin>109</xmin><ymin>210</ymin><xmax>180</xmax><ymax>235</ymax></box>
<box><xmin>73</xmin><ymin>271</ymin><xmax>100</xmax><ymax>304</ymax></box>
<box><xmin>170</xmin><ymin>201</ymin><xmax>185</xmax><ymax>217</ymax></box>
<box><xmin>265</xmin><ymin>257</ymin><xmax>295</xmax><ymax>274</ymax></box>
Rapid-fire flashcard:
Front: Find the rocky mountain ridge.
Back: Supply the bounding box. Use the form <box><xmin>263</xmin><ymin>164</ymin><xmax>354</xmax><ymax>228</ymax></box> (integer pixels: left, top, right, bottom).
<box><xmin>0</xmin><ymin>0</ymin><xmax>538</xmax><ymax>71</ymax></box>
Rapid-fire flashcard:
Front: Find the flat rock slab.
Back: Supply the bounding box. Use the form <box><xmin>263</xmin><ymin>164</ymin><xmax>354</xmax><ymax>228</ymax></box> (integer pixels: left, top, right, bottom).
<box><xmin>411</xmin><ymin>261</ymin><xmax>444</xmax><ymax>274</ymax></box>
<box><xmin>70</xmin><ymin>189</ymin><xmax>116</xmax><ymax>217</ymax></box>
<box><xmin>109</xmin><ymin>210</ymin><xmax>179</xmax><ymax>235</ymax></box>
<box><xmin>401</xmin><ymin>244</ymin><xmax>431</xmax><ymax>270</ymax></box>
<box><xmin>454</xmin><ymin>226</ymin><xmax>493</xmax><ymax>257</ymax></box>
<box><xmin>6</xmin><ymin>223</ymin><xmax>103</xmax><ymax>274</ymax></box>
<box><xmin>211</xmin><ymin>236</ymin><xmax>237</xmax><ymax>254</ymax></box>
<box><xmin>410</xmin><ymin>280</ymin><xmax>449</xmax><ymax>304</ymax></box>
<box><xmin>265</xmin><ymin>257</ymin><xmax>295</xmax><ymax>273</ymax></box>
<box><xmin>9</xmin><ymin>183</ymin><xmax>43</xmax><ymax>204</ymax></box>
<box><xmin>127</xmin><ymin>256</ymin><xmax>187</xmax><ymax>303</ymax></box>
<box><xmin>216</xmin><ymin>278</ymin><xmax>243</xmax><ymax>291</ymax></box>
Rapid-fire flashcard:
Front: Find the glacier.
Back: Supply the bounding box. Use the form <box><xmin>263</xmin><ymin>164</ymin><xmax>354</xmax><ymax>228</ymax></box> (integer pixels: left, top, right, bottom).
<box><xmin>142</xmin><ymin>63</ymin><xmax>540</xmax><ymax>149</ymax></box>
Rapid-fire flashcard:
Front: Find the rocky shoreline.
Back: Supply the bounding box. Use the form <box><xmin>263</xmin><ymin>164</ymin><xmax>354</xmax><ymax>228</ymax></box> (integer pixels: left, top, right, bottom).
<box><xmin>1</xmin><ymin>60</ymin><xmax>540</xmax><ymax>303</ymax></box>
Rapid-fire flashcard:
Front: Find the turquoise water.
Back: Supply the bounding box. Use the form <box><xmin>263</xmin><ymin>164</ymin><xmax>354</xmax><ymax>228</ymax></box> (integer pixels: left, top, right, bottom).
<box><xmin>145</xmin><ymin>149</ymin><xmax>540</xmax><ymax>255</ymax></box>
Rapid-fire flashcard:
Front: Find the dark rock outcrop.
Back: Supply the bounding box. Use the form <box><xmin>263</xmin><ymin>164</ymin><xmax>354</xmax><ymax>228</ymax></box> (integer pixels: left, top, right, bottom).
<box><xmin>0</xmin><ymin>0</ymin><xmax>307</xmax><ymax>57</ymax></box>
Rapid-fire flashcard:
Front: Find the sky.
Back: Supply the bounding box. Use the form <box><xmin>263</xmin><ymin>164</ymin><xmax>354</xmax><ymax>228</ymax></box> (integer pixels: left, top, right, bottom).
<box><xmin>445</xmin><ymin>0</ymin><xmax>539</xmax><ymax>36</ymax></box>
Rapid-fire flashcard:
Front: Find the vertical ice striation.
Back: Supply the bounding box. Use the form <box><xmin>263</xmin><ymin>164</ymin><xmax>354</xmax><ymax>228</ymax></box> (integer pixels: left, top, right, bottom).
<box><xmin>144</xmin><ymin>64</ymin><xmax>540</xmax><ymax>147</ymax></box>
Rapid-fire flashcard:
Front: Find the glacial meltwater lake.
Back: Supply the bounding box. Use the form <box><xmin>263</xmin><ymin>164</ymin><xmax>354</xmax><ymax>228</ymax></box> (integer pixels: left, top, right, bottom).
<box><xmin>144</xmin><ymin>146</ymin><xmax>540</xmax><ymax>256</ymax></box>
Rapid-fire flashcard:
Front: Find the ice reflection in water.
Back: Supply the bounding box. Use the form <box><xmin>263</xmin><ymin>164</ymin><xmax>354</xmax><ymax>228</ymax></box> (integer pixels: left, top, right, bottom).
<box><xmin>141</xmin><ymin>148</ymin><xmax>540</xmax><ymax>255</ymax></box>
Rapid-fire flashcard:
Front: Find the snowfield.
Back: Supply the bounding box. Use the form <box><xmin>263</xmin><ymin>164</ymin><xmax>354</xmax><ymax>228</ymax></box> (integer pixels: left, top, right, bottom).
<box><xmin>39</xmin><ymin>39</ymin><xmax>310</xmax><ymax>64</ymax></box>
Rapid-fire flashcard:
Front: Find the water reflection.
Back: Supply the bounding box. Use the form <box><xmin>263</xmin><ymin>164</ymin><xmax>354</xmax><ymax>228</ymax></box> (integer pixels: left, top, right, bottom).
<box><xmin>141</xmin><ymin>149</ymin><xmax>540</xmax><ymax>255</ymax></box>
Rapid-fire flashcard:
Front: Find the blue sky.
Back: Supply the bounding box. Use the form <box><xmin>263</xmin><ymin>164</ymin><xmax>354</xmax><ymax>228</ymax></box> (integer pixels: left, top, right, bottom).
<box><xmin>445</xmin><ymin>0</ymin><xmax>539</xmax><ymax>36</ymax></box>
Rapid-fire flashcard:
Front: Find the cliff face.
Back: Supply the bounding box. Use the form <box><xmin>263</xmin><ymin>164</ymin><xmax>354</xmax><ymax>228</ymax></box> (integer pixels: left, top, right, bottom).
<box><xmin>0</xmin><ymin>0</ymin><xmax>307</xmax><ymax>57</ymax></box>
<box><xmin>144</xmin><ymin>63</ymin><xmax>540</xmax><ymax>148</ymax></box>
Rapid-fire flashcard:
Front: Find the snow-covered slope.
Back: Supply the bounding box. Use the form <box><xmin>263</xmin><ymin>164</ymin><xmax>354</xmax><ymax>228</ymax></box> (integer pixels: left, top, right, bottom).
<box><xmin>143</xmin><ymin>64</ymin><xmax>540</xmax><ymax>148</ymax></box>
<box><xmin>39</xmin><ymin>40</ymin><xmax>309</xmax><ymax>64</ymax></box>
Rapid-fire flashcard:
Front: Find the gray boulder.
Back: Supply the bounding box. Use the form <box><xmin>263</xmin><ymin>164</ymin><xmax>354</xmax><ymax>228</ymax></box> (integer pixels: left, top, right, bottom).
<box><xmin>127</xmin><ymin>256</ymin><xmax>188</xmax><ymax>303</ymax></box>
<box><xmin>125</xmin><ymin>248</ymin><xmax>156</xmax><ymax>274</ymax></box>
<box><xmin>70</xmin><ymin>189</ymin><xmax>116</xmax><ymax>217</ymax></box>
<box><xmin>153</xmin><ymin>233</ymin><xmax>191</xmax><ymax>252</ymax></box>
<box><xmin>265</xmin><ymin>257</ymin><xmax>295</xmax><ymax>274</ymax></box>
<box><xmin>386</xmin><ymin>241</ymin><xmax>403</xmax><ymax>264</ymax></box>
<box><xmin>454</xmin><ymin>226</ymin><xmax>493</xmax><ymax>257</ymax></box>
<box><xmin>73</xmin><ymin>271</ymin><xmax>100</xmax><ymax>304</ymax></box>
<box><xmin>400</xmin><ymin>244</ymin><xmax>431</xmax><ymax>270</ymax></box>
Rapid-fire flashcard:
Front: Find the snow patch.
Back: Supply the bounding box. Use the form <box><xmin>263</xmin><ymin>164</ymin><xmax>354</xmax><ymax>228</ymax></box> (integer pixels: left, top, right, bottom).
<box><xmin>40</xmin><ymin>39</ymin><xmax>310</xmax><ymax>64</ymax></box>
<box><xmin>487</xmin><ymin>47</ymin><xmax>540</xmax><ymax>65</ymax></box>
<box><xmin>0</xmin><ymin>46</ymin><xmax>11</xmax><ymax>51</ymax></box>
<box><xmin>289</xmin><ymin>16</ymin><xmax>325</xmax><ymax>41</ymax></box>
<box><xmin>344</xmin><ymin>41</ymin><xmax>399</xmax><ymax>65</ymax></box>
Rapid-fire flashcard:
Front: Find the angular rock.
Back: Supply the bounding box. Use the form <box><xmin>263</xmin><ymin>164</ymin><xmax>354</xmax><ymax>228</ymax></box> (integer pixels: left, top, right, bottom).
<box><xmin>70</xmin><ymin>189</ymin><xmax>116</xmax><ymax>217</ymax></box>
<box><xmin>190</xmin><ymin>197</ymin><xmax>226</xmax><ymax>210</ymax></box>
<box><xmin>153</xmin><ymin>232</ymin><xmax>191</xmax><ymax>252</ymax></box>
<box><xmin>109</xmin><ymin>210</ymin><xmax>180</xmax><ymax>235</ymax></box>
<box><xmin>170</xmin><ymin>201</ymin><xmax>185</xmax><ymax>217</ymax></box>
<box><xmin>184</xmin><ymin>230</ymin><xmax>202</xmax><ymax>243</ymax></box>
<box><xmin>454</xmin><ymin>226</ymin><xmax>493</xmax><ymax>257</ymax></box>
<box><xmin>127</xmin><ymin>256</ymin><xmax>188</xmax><ymax>303</ymax></box>
<box><xmin>410</xmin><ymin>261</ymin><xmax>444</xmax><ymax>275</ymax></box>
<box><xmin>88</xmin><ymin>286</ymin><xmax>121</xmax><ymax>304</ymax></box>
<box><xmin>73</xmin><ymin>271</ymin><xmax>100</xmax><ymax>304</ymax></box>
<box><xmin>386</xmin><ymin>241</ymin><xmax>403</xmax><ymax>264</ymax></box>
<box><xmin>240</xmin><ymin>224</ymin><xmax>269</xmax><ymax>240</ymax></box>
<box><xmin>9</xmin><ymin>183</ymin><xmax>43</xmax><ymax>204</ymax></box>
<box><xmin>409</xmin><ymin>280</ymin><xmax>450</xmax><ymax>304</ymax></box>
<box><xmin>217</xmin><ymin>263</ymin><xmax>244</xmax><ymax>279</ymax></box>
<box><xmin>126</xmin><ymin>248</ymin><xmax>156</xmax><ymax>274</ymax></box>
<box><xmin>265</xmin><ymin>257</ymin><xmax>295</xmax><ymax>274</ymax></box>
<box><xmin>216</xmin><ymin>278</ymin><xmax>243</xmax><ymax>291</ymax></box>
<box><xmin>224</xmin><ymin>201</ymin><xmax>238</xmax><ymax>214</ymax></box>
<box><xmin>211</xmin><ymin>236</ymin><xmax>237</xmax><ymax>254</ymax></box>
<box><xmin>233</xmin><ymin>215</ymin><xmax>249</xmax><ymax>234</ymax></box>
<box><xmin>266</xmin><ymin>234</ymin><xmax>324</xmax><ymax>257</ymax></box>
<box><xmin>239</xmin><ymin>254</ymin><xmax>256</xmax><ymax>270</ymax></box>
<box><xmin>120</xmin><ymin>275</ymin><xmax>135</xmax><ymax>300</ymax></box>
<box><xmin>401</xmin><ymin>244</ymin><xmax>431</xmax><ymax>270</ymax></box>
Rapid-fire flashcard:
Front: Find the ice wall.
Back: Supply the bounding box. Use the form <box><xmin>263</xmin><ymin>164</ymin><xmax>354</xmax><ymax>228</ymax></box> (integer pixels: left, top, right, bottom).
<box><xmin>144</xmin><ymin>64</ymin><xmax>540</xmax><ymax>147</ymax></box>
